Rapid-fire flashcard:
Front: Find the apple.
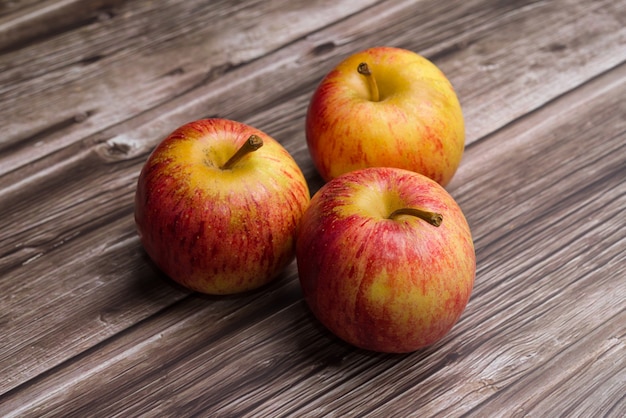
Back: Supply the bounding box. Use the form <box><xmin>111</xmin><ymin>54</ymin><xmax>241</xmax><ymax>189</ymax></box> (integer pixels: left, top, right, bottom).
<box><xmin>296</xmin><ymin>167</ymin><xmax>475</xmax><ymax>353</ymax></box>
<box><xmin>134</xmin><ymin>118</ymin><xmax>310</xmax><ymax>295</ymax></box>
<box><xmin>306</xmin><ymin>46</ymin><xmax>465</xmax><ymax>186</ymax></box>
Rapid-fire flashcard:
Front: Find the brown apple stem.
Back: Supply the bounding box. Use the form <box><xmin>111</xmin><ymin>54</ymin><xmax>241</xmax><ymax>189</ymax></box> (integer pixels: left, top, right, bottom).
<box><xmin>357</xmin><ymin>62</ymin><xmax>380</xmax><ymax>102</ymax></box>
<box><xmin>388</xmin><ymin>208</ymin><xmax>443</xmax><ymax>227</ymax></box>
<box><xmin>221</xmin><ymin>135</ymin><xmax>263</xmax><ymax>170</ymax></box>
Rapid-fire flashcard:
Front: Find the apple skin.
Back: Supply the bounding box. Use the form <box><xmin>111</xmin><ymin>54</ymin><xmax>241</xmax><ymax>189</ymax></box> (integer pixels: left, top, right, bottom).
<box><xmin>296</xmin><ymin>167</ymin><xmax>475</xmax><ymax>353</ymax></box>
<box><xmin>306</xmin><ymin>46</ymin><xmax>465</xmax><ymax>186</ymax></box>
<box><xmin>135</xmin><ymin>118</ymin><xmax>310</xmax><ymax>295</ymax></box>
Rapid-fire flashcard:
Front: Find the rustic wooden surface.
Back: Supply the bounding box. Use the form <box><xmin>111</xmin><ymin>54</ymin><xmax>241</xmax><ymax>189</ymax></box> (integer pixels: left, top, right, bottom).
<box><xmin>1</xmin><ymin>0</ymin><xmax>625</xmax><ymax>416</ymax></box>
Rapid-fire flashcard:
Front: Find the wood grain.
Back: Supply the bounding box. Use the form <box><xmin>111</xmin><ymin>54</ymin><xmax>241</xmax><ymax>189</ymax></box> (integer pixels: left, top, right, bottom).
<box><xmin>0</xmin><ymin>0</ymin><xmax>625</xmax><ymax>416</ymax></box>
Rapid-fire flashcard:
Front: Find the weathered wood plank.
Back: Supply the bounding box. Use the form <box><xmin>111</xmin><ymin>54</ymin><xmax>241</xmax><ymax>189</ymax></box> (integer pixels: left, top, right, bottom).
<box><xmin>3</xmin><ymin>0</ymin><xmax>625</xmax><ymax>178</ymax></box>
<box><xmin>1</xmin><ymin>44</ymin><xmax>624</xmax><ymax>418</ymax></box>
<box><xmin>0</xmin><ymin>0</ymin><xmax>380</xmax><ymax>176</ymax></box>
<box><xmin>0</xmin><ymin>0</ymin><xmax>127</xmax><ymax>52</ymax></box>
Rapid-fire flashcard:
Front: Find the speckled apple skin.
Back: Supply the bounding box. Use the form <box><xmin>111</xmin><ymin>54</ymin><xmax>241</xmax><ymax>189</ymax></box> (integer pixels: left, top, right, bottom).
<box><xmin>306</xmin><ymin>46</ymin><xmax>465</xmax><ymax>186</ymax></box>
<box><xmin>135</xmin><ymin>119</ymin><xmax>310</xmax><ymax>295</ymax></box>
<box><xmin>296</xmin><ymin>167</ymin><xmax>475</xmax><ymax>353</ymax></box>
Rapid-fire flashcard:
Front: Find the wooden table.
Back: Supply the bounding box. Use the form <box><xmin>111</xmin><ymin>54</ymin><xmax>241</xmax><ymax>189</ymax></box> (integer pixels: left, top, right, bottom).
<box><xmin>1</xmin><ymin>0</ymin><xmax>624</xmax><ymax>416</ymax></box>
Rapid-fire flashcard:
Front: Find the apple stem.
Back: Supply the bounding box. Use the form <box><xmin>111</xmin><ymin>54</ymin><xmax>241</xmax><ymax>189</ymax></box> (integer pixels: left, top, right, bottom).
<box><xmin>357</xmin><ymin>62</ymin><xmax>380</xmax><ymax>102</ymax></box>
<box><xmin>388</xmin><ymin>208</ymin><xmax>443</xmax><ymax>227</ymax></box>
<box><xmin>221</xmin><ymin>135</ymin><xmax>264</xmax><ymax>170</ymax></box>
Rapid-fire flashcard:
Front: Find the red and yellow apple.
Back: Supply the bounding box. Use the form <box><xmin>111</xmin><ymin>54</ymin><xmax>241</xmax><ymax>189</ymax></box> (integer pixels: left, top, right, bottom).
<box><xmin>135</xmin><ymin>118</ymin><xmax>310</xmax><ymax>295</ymax></box>
<box><xmin>296</xmin><ymin>167</ymin><xmax>475</xmax><ymax>353</ymax></box>
<box><xmin>306</xmin><ymin>46</ymin><xmax>465</xmax><ymax>186</ymax></box>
